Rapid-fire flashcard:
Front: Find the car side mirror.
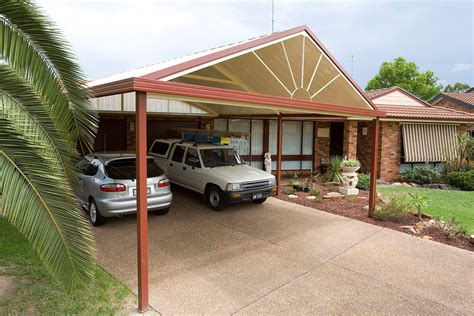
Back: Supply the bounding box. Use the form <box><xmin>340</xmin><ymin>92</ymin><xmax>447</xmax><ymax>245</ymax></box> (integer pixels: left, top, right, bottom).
<box><xmin>186</xmin><ymin>157</ymin><xmax>201</xmax><ymax>168</ymax></box>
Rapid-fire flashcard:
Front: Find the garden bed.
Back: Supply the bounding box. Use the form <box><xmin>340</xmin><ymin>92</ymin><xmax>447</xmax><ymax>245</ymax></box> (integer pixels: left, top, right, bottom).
<box><xmin>277</xmin><ymin>178</ymin><xmax>473</xmax><ymax>252</ymax></box>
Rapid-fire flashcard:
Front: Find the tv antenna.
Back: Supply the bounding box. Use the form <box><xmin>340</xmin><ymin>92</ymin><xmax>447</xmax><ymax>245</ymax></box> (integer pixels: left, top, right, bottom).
<box><xmin>272</xmin><ymin>0</ymin><xmax>275</xmax><ymax>33</ymax></box>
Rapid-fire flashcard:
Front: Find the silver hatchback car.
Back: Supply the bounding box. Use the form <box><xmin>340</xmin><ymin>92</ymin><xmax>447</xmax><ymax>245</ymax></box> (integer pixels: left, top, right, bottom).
<box><xmin>77</xmin><ymin>153</ymin><xmax>173</xmax><ymax>226</ymax></box>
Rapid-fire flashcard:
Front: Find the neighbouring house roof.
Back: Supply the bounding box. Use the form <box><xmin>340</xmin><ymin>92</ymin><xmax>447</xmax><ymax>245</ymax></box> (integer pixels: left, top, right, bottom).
<box><xmin>364</xmin><ymin>87</ymin><xmax>397</xmax><ymax>99</ymax></box>
<box><xmin>430</xmin><ymin>90</ymin><xmax>474</xmax><ymax>110</ymax></box>
<box><xmin>365</xmin><ymin>86</ymin><xmax>431</xmax><ymax>107</ymax></box>
<box><xmin>364</xmin><ymin>86</ymin><xmax>474</xmax><ymax>122</ymax></box>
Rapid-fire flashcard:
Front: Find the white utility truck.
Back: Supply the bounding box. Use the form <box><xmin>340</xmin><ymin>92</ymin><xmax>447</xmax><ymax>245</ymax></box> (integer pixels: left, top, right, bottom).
<box><xmin>149</xmin><ymin>139</ymin><xmax>276</xmax><ymax>211</ymax></box>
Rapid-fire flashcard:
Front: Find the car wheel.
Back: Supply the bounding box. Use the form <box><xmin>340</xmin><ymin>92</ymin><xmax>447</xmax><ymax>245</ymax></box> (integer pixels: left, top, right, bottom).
<box><xmin>207</xmin><ymin>186</ymin><xmax>225</xmax><ymax>211</ymax></box>
<box><xmin>89</xmin><ymin>199</ymin><xmax>106</xmax><ymax>226</ymax></box>
<box><xmin>252</xmin><ymin>198</ymin><xmax>267</xmax><ymax>204</ymax></box>
<box><xmin>154</xmin><ymin>208</ymin><xmax>170</xmax><ymax>216</ymax></box>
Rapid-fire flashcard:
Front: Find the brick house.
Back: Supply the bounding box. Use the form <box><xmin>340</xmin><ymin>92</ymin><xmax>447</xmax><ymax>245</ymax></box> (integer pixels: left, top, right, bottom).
<box><xmin>431</xmin><ymin>88</ymin><xmax>474</xmax><ymax>114</ymax></box>
<box><xmin>357</xmin><ymin>86</ymin><xmax>474</xmax><ymax>182</ymax></box>
<box><xmin>88</xmin><ymin>26</ymin><xmax>474</xmax><ymax>185</ymax></box>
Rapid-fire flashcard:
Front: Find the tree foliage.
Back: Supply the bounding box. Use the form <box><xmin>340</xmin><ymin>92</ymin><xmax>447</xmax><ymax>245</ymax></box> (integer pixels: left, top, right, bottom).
<box><xmin>366</xmin><ymin>57</ymin><xmax>443</xmax><ymax>101</ymax></box>
<box><xmin>443</xmin><ymin>82</ymin><xmax>471</xmax><ymax>93</ymax></box>
<box><xmin>0</xmin><ymin>1</ymin><xmax>98</xmax><ymax>290</ymax></box>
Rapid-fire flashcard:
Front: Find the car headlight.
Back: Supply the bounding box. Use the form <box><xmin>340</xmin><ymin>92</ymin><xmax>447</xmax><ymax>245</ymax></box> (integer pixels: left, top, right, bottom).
<box><xmin>268</xmin><ymin>178</ymin><xmax>276</xmax><ymax>186</ymax></box>
<box><xmin>226</xmin><ymin>183</ymin><xmax>241</xmax><ymax>191</ymax></box>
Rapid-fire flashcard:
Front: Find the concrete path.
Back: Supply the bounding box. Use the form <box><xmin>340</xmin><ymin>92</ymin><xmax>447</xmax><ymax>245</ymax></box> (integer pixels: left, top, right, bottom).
<box><xmin>93</xmin><ymin>187</ymin><xmax>473</xmax><ymax>315</ymax></box>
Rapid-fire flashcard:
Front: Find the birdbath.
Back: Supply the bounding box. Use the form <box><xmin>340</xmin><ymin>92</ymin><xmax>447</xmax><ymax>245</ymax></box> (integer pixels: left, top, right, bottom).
<box><xmin>339</xmin><ymin>160</ymin><xmax>360</xmax><ymax>196</ymax></box>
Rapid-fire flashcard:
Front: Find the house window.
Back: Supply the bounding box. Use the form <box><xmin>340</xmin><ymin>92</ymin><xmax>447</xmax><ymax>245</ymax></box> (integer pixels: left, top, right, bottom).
<box><xmin>269</xmin><ymin>120</ymin><xmax>314</xmax><ymax>170</ymax></box>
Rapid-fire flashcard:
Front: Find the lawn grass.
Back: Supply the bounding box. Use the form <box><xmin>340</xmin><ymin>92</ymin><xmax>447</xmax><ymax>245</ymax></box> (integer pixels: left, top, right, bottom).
<box><xmin>378</xmin><ymin>186</ymin><xmax>474</xmax><ymax>234</ymax></box>
<box><xmin>0</xmin><ymin>218</ymin><xmax>135</xmax><ymax>314</ymax></box>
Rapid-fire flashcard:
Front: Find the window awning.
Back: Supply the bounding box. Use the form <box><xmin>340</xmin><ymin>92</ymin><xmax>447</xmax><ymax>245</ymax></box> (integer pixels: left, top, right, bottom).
<box><xmin>401</xmin><ymin>124</ymin><xmax>458</xmax><ymax>162</ymax></box>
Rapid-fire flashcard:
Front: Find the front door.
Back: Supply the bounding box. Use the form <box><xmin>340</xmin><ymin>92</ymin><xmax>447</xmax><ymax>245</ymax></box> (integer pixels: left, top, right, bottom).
<box><xmin>329</xmin><ymin>122</ymin><xmax>344</xmax><ymax>157</ymax></box>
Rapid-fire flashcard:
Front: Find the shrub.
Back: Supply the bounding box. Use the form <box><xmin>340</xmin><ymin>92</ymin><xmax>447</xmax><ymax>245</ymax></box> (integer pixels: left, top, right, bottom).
<box><xmin>409</xmin><ymin>192</ymin><xmax>429</xmax><ymax>220</ymax></box>
<box><xmin>446</xmin><ymin>170</ymin><xmax>474</xmax><ymax>191</ymax></box>
<box><xmin>401</xmin><ymin>164</ymin><xmax>438</xmax><ymax>184</ymax></box>
<box><xmin>356</xmin><ymin>173</ymin><xmax>370</xmax><ymax>190</ymax></box>
<box><xmin>341</xmin><ymin>159</ymin><xmax>361</xmax><ymax>168</ymax></box>
<box><xmin>327</xmin><ymin>155</ymin><xmax>343</xmax><ymax>183</ymax></box>
<box><xmin>373</xmin><ymin>194</ymin><xmax>409</xmax><ymax>222</ymax></box>
<box><xmin>284</xmin><ymin>189</ymin><xmax>296</xmax><ymax>195</ymax></box>
<box><xmin>309</xmin><ymin>189</ymin><xmax>322</xmax><ymax>201</ymax></box>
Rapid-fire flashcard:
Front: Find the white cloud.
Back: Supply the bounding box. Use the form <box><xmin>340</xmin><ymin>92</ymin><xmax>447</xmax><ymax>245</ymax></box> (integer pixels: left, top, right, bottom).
<box><xmin>452</xmin><ymin>63</ymin><xmax>472</xmax><ymax>72</ymax></box>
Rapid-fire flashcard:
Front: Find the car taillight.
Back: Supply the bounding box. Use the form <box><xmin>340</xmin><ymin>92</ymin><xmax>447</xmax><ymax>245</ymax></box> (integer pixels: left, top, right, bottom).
<box><xmin>100</xmin><ymin>183</ymin><xmax>127</xmax><ymax>192</ymax></box>
<box><xmin>158</xmin><ymin>178</ymin><xmax>170</xmax><ymax>187</ymax></box>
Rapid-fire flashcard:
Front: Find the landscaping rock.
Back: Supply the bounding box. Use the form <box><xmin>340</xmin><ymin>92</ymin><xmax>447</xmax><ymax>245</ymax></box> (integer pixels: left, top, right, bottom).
<box><xmin>306</xmin><ymin>196</ymin><xmax>316</xmax><ymax>200</ymax></box>
<box><xmin>401</xmin><ymin>182</ymin><xmax>411</xmax><ymax>187</ymax></box>
<box><xmin>362</xmin><ymin>205</ymin><xmax>369</xmax><ymax>211</ymax></box>
<box><xmin>438</xmin><ymin>184</ymin><xmax>453</xmax><ymax>190</ymax></box>
<box><xmin>323</xmin><ymin>192</ymin><xmax>344</xmax><ymax>199</ymax></box>
<box><xmin>288</xmin><ymin>194</ymin><xmax>298</xmax><ymax>199</ymax></box>
<box><xmin>410</xmin><ymin>182</ymin><xmax>420</xmax><ymax>187</ymax></box>
<box><xmin>391</xmin><ymin>182</ymin><xmax>402</xmax><ymax>186</ymax></box>
<box><xmin>401</xmin><ymin>225</ymin><xmax>417</xmax><ymax>234</ymax></box>
<box><xmin>422</xmin><ymin>235</ymin><xmax>433</xmax><ymax>240</ymax></box>
<box><xmin>423</xmin><ymin>184</ymin><xmax>440</xmax><ymax>189</ymax></box>
<box><xmin>470</xmin><ymin>235</ymin><xmax>474</xmax><ymax>245</ymax></box>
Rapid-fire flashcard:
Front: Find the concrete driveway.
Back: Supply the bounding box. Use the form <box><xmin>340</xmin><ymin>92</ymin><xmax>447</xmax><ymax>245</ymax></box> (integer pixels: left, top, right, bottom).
<box><xmin>94</xmin><ymin>187</ymin><xmax>473</xmax><ymax>314</ymax></box>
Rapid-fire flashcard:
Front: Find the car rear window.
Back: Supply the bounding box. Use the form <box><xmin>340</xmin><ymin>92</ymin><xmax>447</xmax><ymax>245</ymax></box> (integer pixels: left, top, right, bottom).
<box><xmin>150</xmin><ymin>142</ymin><xmax>169</xmax><ymax>156</ymax></box>
<box><xmin>105</xmin><ymin>158</ymin><xmax>163</xmax><ymax>179</ymax></box>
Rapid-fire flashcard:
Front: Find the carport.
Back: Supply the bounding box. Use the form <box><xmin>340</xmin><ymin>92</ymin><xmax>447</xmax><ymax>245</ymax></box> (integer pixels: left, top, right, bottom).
<box><xmin>89</xmin><ymin>25</ymin><xmax>385</xmax><ymax>311</ymax></box>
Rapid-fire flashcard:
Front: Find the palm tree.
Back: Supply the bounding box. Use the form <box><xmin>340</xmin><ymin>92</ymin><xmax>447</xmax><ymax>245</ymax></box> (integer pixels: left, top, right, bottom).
<box><xmin>0</xmin><ymin>1</ymin><xmax>98</xmax><ymax>290</ymax></box>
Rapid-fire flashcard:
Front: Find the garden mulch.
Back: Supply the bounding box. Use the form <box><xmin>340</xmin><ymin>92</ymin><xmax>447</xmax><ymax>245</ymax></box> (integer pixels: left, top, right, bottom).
<box><xmin>277</xmin><ymin>180</ymin><xmax>473</xmax><ymax>252</ymax></box>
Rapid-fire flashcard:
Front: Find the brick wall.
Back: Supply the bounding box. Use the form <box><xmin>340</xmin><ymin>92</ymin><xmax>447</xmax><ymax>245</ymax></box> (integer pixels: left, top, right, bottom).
<box><xmin>356</xmin><ymin>121</ymin><xmax>373</xmax><ymax>174</ymax></box>
<box><xmin>378</xmin><ymin>121</ymin><xmax>401</xmax><ymax>182</ymax></box>
<box><xmin>433</xmin><ymin>99</ymin><xmax>474</xmax><ymax>114</ymax></box>
<box><xmin>343</xmin><ymin>121</ymin><xmax>358</xmax><ymax>159</ymax></box>
<box><xmin>313</xmin><ymin>122</ymin><xmax>330</xmax><ymax>169</ymax></box>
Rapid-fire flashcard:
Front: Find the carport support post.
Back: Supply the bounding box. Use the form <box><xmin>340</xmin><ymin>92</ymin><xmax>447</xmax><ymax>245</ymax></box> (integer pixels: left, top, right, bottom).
<box><xmin>136</xmin><ymin>91</ymin><xmax>149</xmax><ymax>312</ymax></box>
<box><xmin>276</xmin><ymin>114</ymin><xmax>282</xmax><ymax>195</ymax></box>
<box><xmin>368</xmin><ymin>118</ymin><xmax>380</xmax><ymax>217</ymax></box>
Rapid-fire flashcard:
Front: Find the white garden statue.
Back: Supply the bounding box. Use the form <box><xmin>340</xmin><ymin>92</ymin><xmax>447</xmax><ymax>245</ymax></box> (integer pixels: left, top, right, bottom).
<box><xmin>264</xmin><ymin>152</ymin><xmax>272</xmax><ymax>173</ymax></box>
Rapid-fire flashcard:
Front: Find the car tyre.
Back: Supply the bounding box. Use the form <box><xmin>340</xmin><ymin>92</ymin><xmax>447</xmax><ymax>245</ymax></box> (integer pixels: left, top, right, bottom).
<box><xmin>207</xmin><ymin>185</ymin><xmax>225</xmax><ymax>211</ymax></box>
<box><xmin>154</xmin><ymin>207</ymin><xmax>170</xmax><ymax>216</ymax></box>
<box><xmin>252</xmin><ymin>197</ymin><xmax>267</xmax><ymax>204</ymax></box>
<box><xmin>89</xmin><ymin>199</ymin><xmax>106</xmax><ymax>226</ymax></box>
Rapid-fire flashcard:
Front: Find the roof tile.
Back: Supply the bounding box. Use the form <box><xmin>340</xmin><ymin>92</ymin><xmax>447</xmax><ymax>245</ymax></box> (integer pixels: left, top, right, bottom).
<box><xmin>378</xmin><ymin>105</ymin><xmax>474</xmax><ymax>121</ymax></box>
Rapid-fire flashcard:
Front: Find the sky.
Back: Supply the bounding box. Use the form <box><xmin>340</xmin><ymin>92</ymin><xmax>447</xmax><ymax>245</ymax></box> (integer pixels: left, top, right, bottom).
<box><xmin>37</xmin><ymin>0</ymin><xmax>473</xmax><ymax>89</ymax></box>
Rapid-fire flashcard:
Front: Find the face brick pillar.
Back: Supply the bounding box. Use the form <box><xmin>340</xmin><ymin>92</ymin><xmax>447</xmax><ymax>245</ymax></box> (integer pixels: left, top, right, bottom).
<box><xmin>378</xmin><ymin>121</ymin><xmax>401</xmax><ymax>182</ymax></box>
<box><xmin>313</xmin><ymin>122</ymin><xmax>331</xmax><ymax>168</ymax></box>
<box><xmin>343</xmin><ymin>120</ymin><xmax>358</xmax><ymax>160</ymax></box>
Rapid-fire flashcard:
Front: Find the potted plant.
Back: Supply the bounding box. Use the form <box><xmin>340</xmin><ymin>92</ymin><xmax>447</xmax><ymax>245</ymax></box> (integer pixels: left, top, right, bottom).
<box><xmin>340</xmin><ymin>159</ymin><xmax>361</xmax><ymax>173</ymax></box>
<box><xmin>319</xmin><ymin>157</ymin><xmax>329</xmax><ymax>174</ymax></box>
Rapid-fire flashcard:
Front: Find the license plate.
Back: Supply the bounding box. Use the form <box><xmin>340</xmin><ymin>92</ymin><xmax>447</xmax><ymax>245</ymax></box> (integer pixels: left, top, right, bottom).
<box><xmin>133</xmin><ymin>187</ymin><xmax>151</xmax><ymax>196</ymax></box>
<box><xmin>252</xmin><ymin>193</ymin><xmax>263</xmax><ymax>200</ymax></box>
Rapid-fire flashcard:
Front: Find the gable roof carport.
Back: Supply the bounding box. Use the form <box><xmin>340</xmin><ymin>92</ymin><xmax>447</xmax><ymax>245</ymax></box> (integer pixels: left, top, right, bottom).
<box><xmin>89</xmin><ymin>25</ymin><xmax>385</xmax><ymax>312</ymax></box>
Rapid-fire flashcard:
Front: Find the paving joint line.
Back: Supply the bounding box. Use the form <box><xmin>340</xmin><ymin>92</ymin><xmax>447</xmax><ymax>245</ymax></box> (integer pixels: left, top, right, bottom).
<box><xmin>327</xmin><ymin>226</ymin><xmax>384</xmax><ymax>262</ymax></box>
<box><xmin>231</xmin><ymin>260</ymin><xmax>329</xmax><ymax>315</ymax></box>
<box><xmin>327</xmin><ymin>260</ymin><xmax>463</xmax><ymax>314</ymax></box>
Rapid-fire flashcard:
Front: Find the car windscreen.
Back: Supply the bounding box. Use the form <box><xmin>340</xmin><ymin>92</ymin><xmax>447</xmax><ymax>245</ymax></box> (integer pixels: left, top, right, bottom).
<box><xmin>200</xmin><ymin>148</ymin><xmax>242</xmax><ymax>168</ymax></box>
<box><xmin>105</xmin><ymin>158</ymin><xmax>163</xmax><ymax>179</ymax></box>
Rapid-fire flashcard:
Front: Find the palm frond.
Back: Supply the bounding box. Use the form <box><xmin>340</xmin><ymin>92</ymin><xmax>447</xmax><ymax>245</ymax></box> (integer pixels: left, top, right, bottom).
<box><xmin>0</xmin><ymin>119</ymin><xmax>95</xmax><ymax>289</ymax></box>
<box><xmin>0</xmin><ymin>1</ymin><xmax>98</xmax><ymax>151</ymax></box>
<box><xmin>0</xmin><ymin>65</ymin><xmax>80</xmax><ymax>187</ymax></box>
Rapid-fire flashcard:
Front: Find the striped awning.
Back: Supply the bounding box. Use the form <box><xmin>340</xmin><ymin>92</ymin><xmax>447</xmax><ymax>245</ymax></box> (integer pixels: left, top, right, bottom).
<box><xmin>401</xmin><ymin>124</ymin><xmax>458</xmax><ymax>162</ymax></box>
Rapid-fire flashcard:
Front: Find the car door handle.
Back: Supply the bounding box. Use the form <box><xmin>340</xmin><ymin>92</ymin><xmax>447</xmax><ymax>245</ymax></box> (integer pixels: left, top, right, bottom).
<box><xmin>183</xmin><ymin>166</ymin><xmax>187</xmax><ymax>170</ymax></box>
